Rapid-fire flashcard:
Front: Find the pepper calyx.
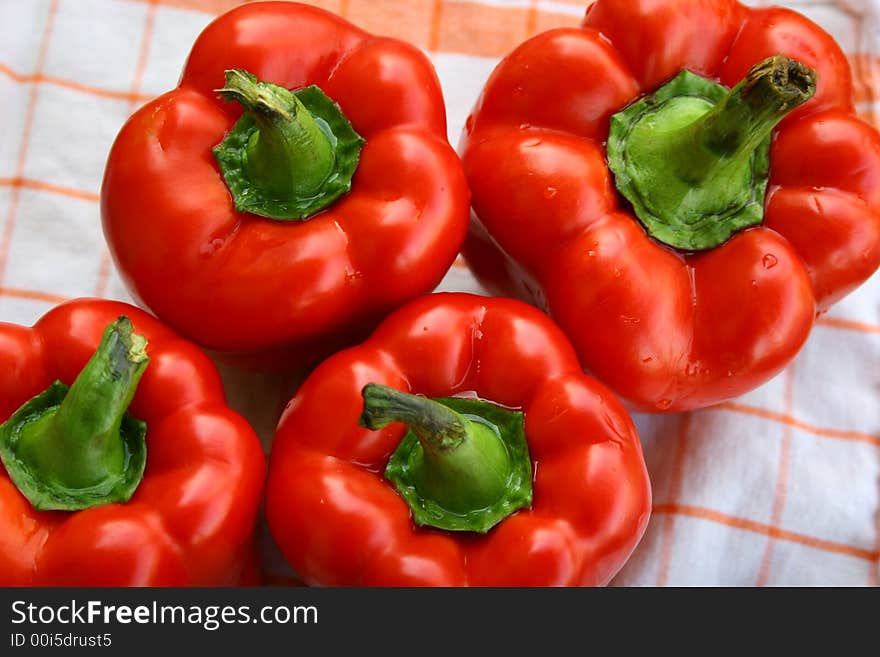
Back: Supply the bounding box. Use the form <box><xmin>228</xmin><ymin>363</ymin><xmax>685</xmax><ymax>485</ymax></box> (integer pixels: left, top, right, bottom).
<box><xmin>359</xmin><ymin>383</ymin><xmax>532</xmax><ymax>533</ymax></box>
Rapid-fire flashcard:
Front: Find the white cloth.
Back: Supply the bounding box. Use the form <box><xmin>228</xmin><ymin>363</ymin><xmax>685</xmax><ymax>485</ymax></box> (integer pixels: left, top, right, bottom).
<box><xmin>1</xmin><ymin>0</ymin><xmax>877</xmax><ymax>586</ymax></box>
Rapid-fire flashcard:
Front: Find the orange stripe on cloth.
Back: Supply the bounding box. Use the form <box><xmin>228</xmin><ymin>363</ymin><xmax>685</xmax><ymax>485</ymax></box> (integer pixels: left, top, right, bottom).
<box><xmin>655</xmin><ymin>412</ymin><xmax>692</xmax><ymax>586</ymax></box>
<box><xmin>0</xmin><ymin>0</ymin><xmax>59</xmax><ymax>285</ymax></box>
<box><xmin>873</xmin><ymin>475</ymin><xmax>880</xmax><ymax>585</ymax></box>
<box><xmin>125</xmin><ymin>0</ymin><xmax>880</xmax><ymax>89</ymax></box>
<box><xmin>93</xmin><ymin>255</ymin><xmax>113</xmax><ymax>299</ymax></box>
<box><xmin>429</xmin><ymin>0</ymin><xmax>444</xmax><ymax>52</ymax></box>
<box><xmin>718</xmin><ymin>401</ymin><xmax>880</xmax><ymax>448</ymax></box>
<box><xmin>129</xmin><ymin>0</ymin><xmax>579</xmax><ymax>53</ymax></box>
<box><xmin>0</xmin><ymin>177</ymin><xmax>99</xmax><ymax>203</ymax></box>
<box><xmin>432</xmin><ymin>1</ymin><xmax>545</xmax><ymax>57</ymax></box>
<box><xmin>133</xmin><ymin>0</ymin><xmax>346</xmax><ymax>14</ymax></box>
<box><xmin>0</xmin><ymin>62</ymin><xmax>151</xmax><ymax>104</ymax></box>
<box><xmin>653</xmin><ymin>504</ymin><xmax>878</xmax><ymax>563</ymax></box>
<box><xmin>94</xmin><ymin>0</ymin><xmax>160</xmax><ymax>299</ymax></box>
<box><xmin>0</xmin><ymin>287</ymin><xmax>70</xmax><ymax>305</ymax></box>
<box><xmin>851</xmin><ymin>53</ymin><xmax>880</xmax><ymax>106</ymax></box>
<box><xmin>526</xmin><ymin>0</ymin><xmax>539</xmax><ymax>36</ymax></box>
<box><xmin>131</xmin><ymin>1</ymin><xmax>159</xmax><ymax>96</ymax></box>
<box><xmin>347</xmin><ymin>0</ymin><xmax>438</xmax><ymax>51</ymax></box>
<box><xmin>816</xmin><ymin>315</ymin><xmax>880</xmax><ymax>336</ymax></box>
<box><xmin>756</xmin><ymin>367</ymin><xmax>796</xmax><ymax>586</ymax></box>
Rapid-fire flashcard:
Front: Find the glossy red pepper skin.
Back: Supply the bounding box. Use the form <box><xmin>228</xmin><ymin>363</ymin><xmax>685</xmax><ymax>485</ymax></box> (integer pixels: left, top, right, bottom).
<box><xmin>266</xmin><ymin>293</ymin><xmax>651</xmax><ymax>586</ymax></box>
<box><xmin>102</xmin><ymin>2</ymin><xmax>469</xmax><ymax>367</ymax></box>
<box><xmin>461</xmin><ymin>0</ymin><xmax>880</xmax><ymax>412</ymax></box>
<box><xmin>0</xmin><ymin>299</ymin><xmax>265</xmax><ymax>586</ymax></box>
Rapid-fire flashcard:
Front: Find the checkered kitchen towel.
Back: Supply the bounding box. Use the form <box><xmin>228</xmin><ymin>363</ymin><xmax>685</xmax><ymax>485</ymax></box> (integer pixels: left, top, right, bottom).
<box><xmin>1</xmin><ymin>0</ymin><xmax>878</xmax><ymax>586</ymax></box>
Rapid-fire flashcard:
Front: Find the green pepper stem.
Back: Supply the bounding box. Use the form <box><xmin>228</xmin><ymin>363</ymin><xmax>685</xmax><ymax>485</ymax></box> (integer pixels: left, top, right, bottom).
<box><xmin>360</xmin><ymin>384</ymin><xmax>530</xmax><ymax>528</ymax></box>
<box><xmin>673</xmin><ymin>55</ymin><xmax>816</xmax><ymax>184</ymax></box>
<box><xmin>217</xmin><ymin>69</ymin><xmax>336</xmax><ymax>198</ymax></box>
<box><xmin>0</xmin><ymin>318</ymin><xmax>149</xmax><ymax>512</ymax></box>
<box><xmin>607</xmin><ymin>55</ymin><xmax>817</xmax><ymax>251</ymax></box>
<box><xmin>17</xmin><ymin>317</ymin><xmax>146</xmax><ymax>489</ymax></box>
<box><xmin>360</xmin><ymin>383</ymin><xmax>467</xmax><ymax>453</ymax></box>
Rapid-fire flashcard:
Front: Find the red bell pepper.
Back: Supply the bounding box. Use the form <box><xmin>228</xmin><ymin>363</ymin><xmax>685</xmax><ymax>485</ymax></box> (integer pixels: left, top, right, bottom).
<box><xmin>0</xmin><ymin>299</ymin><xmax>265</xmax><ymax>586</ymax></box>
<box><xmin>461</xmin><ymin>0</ymin><xmax>880</xmax><ymax>412</ymax></box>
<box><xmin>102</xmin><ymin>2</ymin><xmax>469</xmax><ymax>367</ymax></box>
<box><xmin>266</xmin><ymin>293</ymin><xmax>651</xmax><ymax>586</ymax></box>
